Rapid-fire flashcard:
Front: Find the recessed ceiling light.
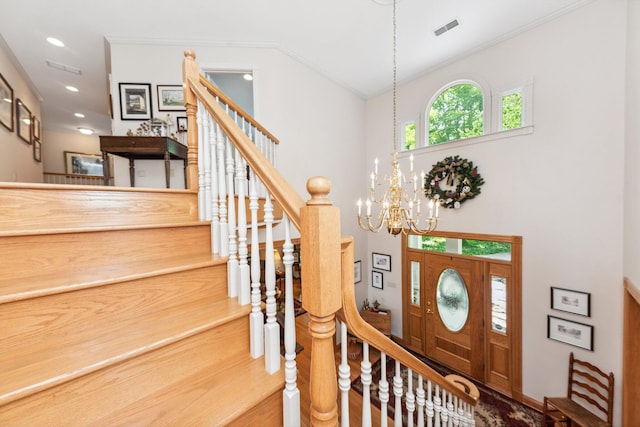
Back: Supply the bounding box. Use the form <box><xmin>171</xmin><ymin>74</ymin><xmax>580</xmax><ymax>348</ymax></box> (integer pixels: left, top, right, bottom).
<box><xmin>243</xmin><ymin>73</ymin><xmax>253</xmax><ymax>81</ymax></box>
<box><xmin>74</xmin><ymin>113</ymin><xmax>85</xmax><ymax>118</ymax></box>
<box><xmin>78</xmin><ymin>128</ymin><xmax>94</xmax><ymax>135</ymax></box>
<box><xmin>65</xmin><ymin>85</ymin><xmax>79</xmax><ymax>92</ymax></box>
<box><xmin>47</xmin><ymin>37</ymin><xmax>64</xmax><ymax>47</ymax></box>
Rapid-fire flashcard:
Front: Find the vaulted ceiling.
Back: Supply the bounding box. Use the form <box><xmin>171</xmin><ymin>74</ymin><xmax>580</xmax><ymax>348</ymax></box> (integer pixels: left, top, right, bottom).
<box><xmin>1</xmin><ymin>0</ymin><xmax>591</xmax><ymax>136</ymax></box>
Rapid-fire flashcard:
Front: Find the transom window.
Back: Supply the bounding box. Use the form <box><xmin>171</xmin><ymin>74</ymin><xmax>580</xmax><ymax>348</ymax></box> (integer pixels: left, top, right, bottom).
<box><xmin>428</xmin><ymin>83</ymin><xmax>484</xmax><ymax>145</ymax></box>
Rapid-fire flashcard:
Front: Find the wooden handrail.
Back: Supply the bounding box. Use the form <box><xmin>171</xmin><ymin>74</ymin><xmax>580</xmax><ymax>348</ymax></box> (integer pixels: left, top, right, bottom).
<box><xmin>338</xmin><ymin>237</ymin><xmax>480</xmax><ymax>407</ymax></box>
<box><xmin>185</xmin><ymin>75</ymin><xmax>305</xmax><ymax>230</ymax></box>
<box><xmin>198</xmin><ymin>76</ymin><xmax>279</xmax><ymax>144</ymax></box>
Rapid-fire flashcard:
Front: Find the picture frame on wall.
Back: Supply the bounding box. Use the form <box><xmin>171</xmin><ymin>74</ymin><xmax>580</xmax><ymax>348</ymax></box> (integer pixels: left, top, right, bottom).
<box><xmin>33</xmin><ymin>116</ymin><xmax>41</xmax><ymax>141</ymax></box>
<box><xmin>176</xmin><ymin>116</ymin><xmax>187</xmax><ymax>132</ymax></box>
<box><xmin>157</xmin><ymin>85</ymin><xmax>186</xmax><ymax>111</ymax></box>
<box><xmin>547</xmin><ymin>315</ymin><xmax>594</xmax><ymax>351</ymax></box>
<box><xmin>16</xmin><ymin>98</ymin><xmax>32</xmax><ymax>144</ymax></box>
<box><xmin>119</xmin><ymin>83</ymin><xmax>152</xmax><ymax>120</ymax></box>
<box><xmin>372</xmin><ymin>270</ymin><xmax>383</xmax><ymax>289</ymax></box>
<box><xmin>550</xmin><ymin>287</ymin><xmax>591</xmax><ymax>317</ymax></box>
<box><xmin>0</xmin><ymin>73</ymin><xmax>13</xmax><ymax>132</ymax></box>
<box><xmin>64</xmin><ymin>151</ymin><xmax>105</xmax><ymax>177</ymax></box>
<box><xmin>372</xmin><ymin>252</ymin><xmax>391</xmax><ymax>271</ymax></box>
<box><xmin>33</xmin><ymin>140</ymin><xmax>42</xmax><ymax>162</ymax></box>
<box><xmin>354</xmin><ymin>260</ymin><xmax>362</xmax><ymax>284</ymax></box>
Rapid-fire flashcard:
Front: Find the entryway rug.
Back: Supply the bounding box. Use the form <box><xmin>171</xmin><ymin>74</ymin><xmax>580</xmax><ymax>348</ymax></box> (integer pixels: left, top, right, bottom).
<box><xmin>351</xmin><ymin>352</ymin><xmax>542</xmax><ymax>426</ymax></box>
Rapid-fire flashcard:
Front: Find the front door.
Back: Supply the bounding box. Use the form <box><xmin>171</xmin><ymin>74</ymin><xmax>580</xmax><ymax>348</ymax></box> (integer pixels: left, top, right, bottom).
<box><xmin>424</xmin><ymin>254</ymin><xmax>484</xmax><ymax>381</ymax></box>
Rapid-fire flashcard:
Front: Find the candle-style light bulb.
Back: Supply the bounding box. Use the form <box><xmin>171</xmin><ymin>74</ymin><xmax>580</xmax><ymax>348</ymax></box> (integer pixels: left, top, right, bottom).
<box><xmin>357</xmin><ymin>198</ymin><xmax>362</xmax><ymax>216</ymax></box>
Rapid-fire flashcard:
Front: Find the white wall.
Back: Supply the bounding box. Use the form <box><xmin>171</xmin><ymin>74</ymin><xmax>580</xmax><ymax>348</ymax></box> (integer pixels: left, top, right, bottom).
<box><xmin>364</xmin><ymin>0</ymin><xmax>626</xmax><ymax>421</ymax></box>
<box><xmin>624</xmin><ymin>0</ymin><xmax>640</xmax><ymax>288</ymax></box>
<box><xmin>0</xmin><ymin>37</ymin><xmax>43</xmax><ymax>183</ymax></box>
<box><xmin>42</xmin><ymin>130</ymin><xmax>100</xmax><ymax>174</ymax></box>
<box><xmin>109</xmin><ymin>42</ymin><xmax>369</xmax><ymax>303</ymax></box>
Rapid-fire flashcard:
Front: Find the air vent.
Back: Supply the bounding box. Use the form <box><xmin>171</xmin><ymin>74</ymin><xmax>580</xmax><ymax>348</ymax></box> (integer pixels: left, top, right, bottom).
<box><xmin>434</xmin><ymin>19</ymin><xmax>460</xmax><ymax>37</ymax></box>
<box><xmin>46</xmin><ymin>60</ymin><xmax>82</xmax><ymax>75</ymax></box>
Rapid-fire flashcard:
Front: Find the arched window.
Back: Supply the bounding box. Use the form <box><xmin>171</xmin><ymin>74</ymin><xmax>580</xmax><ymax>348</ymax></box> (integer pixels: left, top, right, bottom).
<box><xmin>428</xmin><ymin>82</ymin><xmax>484</xmax><ymax>145</ymax></box>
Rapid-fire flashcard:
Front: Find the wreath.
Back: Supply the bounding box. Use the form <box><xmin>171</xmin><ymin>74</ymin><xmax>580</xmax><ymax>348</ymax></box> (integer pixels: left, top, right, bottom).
<box><xmin>424</xmin><ymin>155</ymin><xmax>484</xmax><ymax>209</ymax></box>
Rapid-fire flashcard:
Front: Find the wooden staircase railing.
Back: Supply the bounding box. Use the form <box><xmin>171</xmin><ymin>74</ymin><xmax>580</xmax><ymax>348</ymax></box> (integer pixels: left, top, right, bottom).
<box><xmin>182</xmin><ymin>49</ymin><xmax>479</xmax><ymax>426</ymax></box>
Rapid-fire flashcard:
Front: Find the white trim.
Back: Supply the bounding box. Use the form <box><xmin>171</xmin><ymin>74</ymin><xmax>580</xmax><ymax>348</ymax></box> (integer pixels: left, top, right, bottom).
<box><xmin>398</xmin><ymin>125</ymin><xmax>534</xmax><ymax>157</ymax></box>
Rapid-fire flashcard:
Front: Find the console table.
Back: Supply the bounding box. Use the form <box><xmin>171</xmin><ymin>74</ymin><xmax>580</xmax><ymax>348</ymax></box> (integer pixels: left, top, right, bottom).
<box><xmin>99</xmin><ymin>136</ymin><xmax>188</xmax><ymax>188</ymax></box>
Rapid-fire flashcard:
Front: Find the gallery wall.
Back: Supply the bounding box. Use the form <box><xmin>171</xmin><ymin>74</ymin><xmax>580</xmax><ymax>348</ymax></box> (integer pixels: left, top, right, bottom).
<box><xmin>0</xmin><ymin>36</ymin><xmax>43</xmax><ymax>183</ymax></box>
<box><xmin>364</xmin><ymin>0</ymin><xmax>626</xmax><ymax>422</ymax></box>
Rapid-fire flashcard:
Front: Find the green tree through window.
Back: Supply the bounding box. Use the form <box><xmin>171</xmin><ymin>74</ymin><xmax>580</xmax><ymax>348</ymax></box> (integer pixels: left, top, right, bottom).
<box><xmin>502</xmin><ymin>91</ymin><xmax>522</xmax><ymax>130</ymax></box>
<box><xmin>428</xmin><ymin>83</ymin><xmax>483</xmax><ymax>145</ymax></box>
<box><xmin>404</xmin><ymin>122</ymin><xmax>416</xmax><ymax>150</ymax></box>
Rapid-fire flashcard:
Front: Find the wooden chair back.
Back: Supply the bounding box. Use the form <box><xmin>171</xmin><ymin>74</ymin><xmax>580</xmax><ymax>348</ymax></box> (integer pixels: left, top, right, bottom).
<box><xmin>566</xmin><ymin>352</ymin><xmax>615</xmax><ymax>424</ymax></box>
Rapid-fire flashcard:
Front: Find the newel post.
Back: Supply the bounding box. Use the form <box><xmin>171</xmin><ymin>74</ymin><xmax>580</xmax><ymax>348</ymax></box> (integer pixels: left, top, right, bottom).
<box><xmin>301</xmin><ymin>177</ymin><xmax>342</xmax><ymax>427</ymax></box>
<box><xmin>182</xmin><ymin>50</ymin><xmax>199</xmax><ymax>191</ymax></box>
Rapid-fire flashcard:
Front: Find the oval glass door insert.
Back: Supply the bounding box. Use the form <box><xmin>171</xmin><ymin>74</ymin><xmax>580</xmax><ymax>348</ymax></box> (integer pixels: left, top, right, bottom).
<box><xmin>436</xmin><ymin>268</ymin><xmax>469</xmax><ymax>332</ymax></box>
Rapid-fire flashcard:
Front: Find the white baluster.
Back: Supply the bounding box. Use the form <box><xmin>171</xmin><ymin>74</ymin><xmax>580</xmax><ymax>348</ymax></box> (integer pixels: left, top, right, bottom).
<box><xmin>451</xmin><ymin>395</ymin><xmax>459</xmax><ymax>427</ymax></box>
<box><xmin>426</xmin><ymin>379</ymin><xmax>434</xmax><ymax>427</ymax></box>
<box><xmin>361</xmin><ymin>342</ymin><xmax>372</xmax><ymax>427</ymax></box>
<box><xmin>466</xmin><ymin>402</ymin><xmax>475</xmax><ymax>427</ymax></box>
<box><xmin>209</xmin><ymin>118</ymin><xmax>220</xmax><ymax>255</ymax></box>
<box><xmin>282</xmin><ymin>216</ymin><xmax>300</xmax><ymax>426</ymax></box>
<box><xmin>379</xmin><ymin>353</ymin><xmax>389</xmax><ymax>427</ymax></box>
<box><xmin>406</xmin><ymin>368</ymin><xmax>415</xmax><ymax>427</ymax></box>
<box><xmin>434</xmin><ymin>384</ymin><xmax>441</xmax><ymax>427</ymax></box>
<box><xmin>216</xmin><ymin>120</ymin><xmax>228</xmax><ymax>257</ymax></box>
<box><xmin>236</xmin><ymin>153</ymin><xmax>250</xmax><ymax>306</ymax></box>
<box><xmin>226</xmin><ymin>141</ymin><xmax>238</xmax><ymax>297</ymax></box>
<box><xmin>196</xmin><ymin>100</ymin><xmax>207</xmax><ymax>220</ymax></box>
<box><xmin>393</xmin><ymin>360</ymin><xmax>403</xmax><ymax>427</ymax></box>
<box><xmin>456</xmin><ymin>398</ymin><xmax>465</xmax><ymax>427</ymax></box>
<box><xmin>338</xmin><ymin>322</ymin><xmax>351</xmax><ymax>427</ymax></box>
<box><xmin>441</xmin><ymin>389</ymin><xmax>449</xmax><ymax>426</ymax></box>
<box><xmin>249</xmin><ymin>172</ymin><xmax>264</xmax><ymax>358</ymax></box>
<box><xmin>417</xmin><ymin>375</ymin><xmax>425</xmax><ymax>427</ymax></box>
<box><xmin>263</xmin><ymin>193</ymin><xmax>280</xmax><ymax>373</ymax></box>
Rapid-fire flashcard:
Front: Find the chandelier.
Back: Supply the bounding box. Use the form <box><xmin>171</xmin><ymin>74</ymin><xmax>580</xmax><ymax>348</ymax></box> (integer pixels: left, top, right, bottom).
<box><xmin>357</xmin><ymin>0</ymin><xmax>439</xmax><ymax>236</ymax></box>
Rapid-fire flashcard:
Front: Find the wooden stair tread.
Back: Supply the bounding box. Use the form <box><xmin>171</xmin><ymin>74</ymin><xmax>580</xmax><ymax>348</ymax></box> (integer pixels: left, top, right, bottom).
<box><xmin>95</xmin><ymin>354</ymin><xmax>285</xmax><ymax>426</ymax></box>
<box><xmin>0</xmin><ymin>252</ymin><xmax>226</xmax><ymax>304</ymax></box>
<box><xmin>0</xmin><ymin>297</ymin><xmax>251</xmax><ymax>406</ymax></box>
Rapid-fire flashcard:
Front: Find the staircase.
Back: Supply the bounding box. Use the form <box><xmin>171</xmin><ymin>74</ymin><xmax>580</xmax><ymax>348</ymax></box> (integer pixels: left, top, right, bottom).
<box><xmin>0</xmin><ymin>183</ymin><xmax>284</xmax><ymax>426</ymax></box>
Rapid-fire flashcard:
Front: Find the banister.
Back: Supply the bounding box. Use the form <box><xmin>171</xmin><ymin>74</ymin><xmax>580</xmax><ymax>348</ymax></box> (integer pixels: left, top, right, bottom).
<box><xmin>185</xmin><ymin>76</ymin><xmax>305</xmax><ymax>231</ymax></box>
<box><xmin>339</xmin><ymin>237</ymin><xmax>480</xmax><ymax>407</ymax></box>
<box><xmin>198</xmin><ymin>76</ymin><xmax>279</xmax><ymax>144</ymax></box>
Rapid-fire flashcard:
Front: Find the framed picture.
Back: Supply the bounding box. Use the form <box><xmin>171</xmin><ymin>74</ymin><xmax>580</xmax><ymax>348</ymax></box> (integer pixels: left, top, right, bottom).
<box><xmin>0</xmin><ymin>73</ymin><xmax>13</xmax><ymax>131</ymax></box>
<box><xmin>157</xmin><ymin>85</ymin><xmax>185</xmax><ymax>111</ymax></box>
<box><xmin>16</xmin><ymin>98</ymin><xmax>32</xmax><ymax>144</ymax></box>
<box><xmin>372</xmin><ymin>270</ymin><xmax>383</xmax><ymax>289</ymax></box>
<box><xmin>354</xmin><ymin>260</ymin><xmax>362</xmax><ymax>284</ymax></box>
<box><xmin>33</xmin><ymin>140</ymin><xmax>42</xmax><ymax>162</ymax></box>
<box><xmin>547</xmin><ymin>315</ymin><xmax>594</xmax><ymax>351</ymax></box>
<box><xmin>119</xmin><ymin>83</ymin><xmax>152</xmax><ymax>120</ymax></box>
<box><xmin>33</xmin><ymin>116</ymin><xmax>41</xmax><ymax>141</ymax></box>
<box><xmin>64</xmin><ymin>151</ymin><xmax>105</xmax><ymax>176</ymax></box>
<box><xmin>551</xmin><ymin>287</ymin><xmax>591</xmax><ymax>317</ymax></box>
<box><xmin>372</xmin><ymin>252</ymin><xmax>391</xmax><ymax>271</ymax></box>
<box><xmin>176</xmin><ymin>116</ymin><xmax>187</xmax><ymax>132</ymax></box>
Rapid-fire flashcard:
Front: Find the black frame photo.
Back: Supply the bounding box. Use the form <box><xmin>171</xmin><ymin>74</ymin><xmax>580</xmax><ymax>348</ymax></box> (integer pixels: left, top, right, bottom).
<box><xmin>551</xmin><ymin>287</ymin><xmax>591</xmax><ymax>317</ymax></box>
<box><xmin>0</xmin><ymin>73</ymin><xmax>13</xmax><ymax>131</ymax></box>
<box><xmin>372</xmin><ymin>270</ymin><xmax>383</xmax><ymax>289</ymax></box>
<box><xmin>33</xmin><ymin>116</ymin><xmax>41</xmax><ymax>141</ymax></box>
<box><xmin>176</xmin><ymin>116</ymin><xmax>187</xmax><ymax>132</ymax></box>
<box><xmin>354</xmin><ymin>260</ymin><xmax>362</xmax><ymax>284</ymax></box>
<box><xmin>64</xmin><ymin>151</ymin><xmax>105</xmax><ymax>177</ymax></box>
<box><xmin>16</xmin><ymin>98</ymin><xmax>31</xmax><ymax>144</ymax></box>
<box><xmin>119</xmin><ymin>83</ymin><xmax>152</xmax><ymax>120</ymax></box>
<box><xmin>547</xmin><ymin>315</ymin><xmax>594</xmax><ymax>351</ymax></box>
<box><xmin>157</xmin><ymin>85</ymin><xmax>186</xmax><ymax>111</ymax></box>
<box><xmin>33</xmin><ymin>140</ymin><xmax>42</xmax><ymax>162</ymax></box>
<box><xmin>372</xmin><ymin>252</ymin><xmax>391</xmax><ymax>271</ymax></box>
